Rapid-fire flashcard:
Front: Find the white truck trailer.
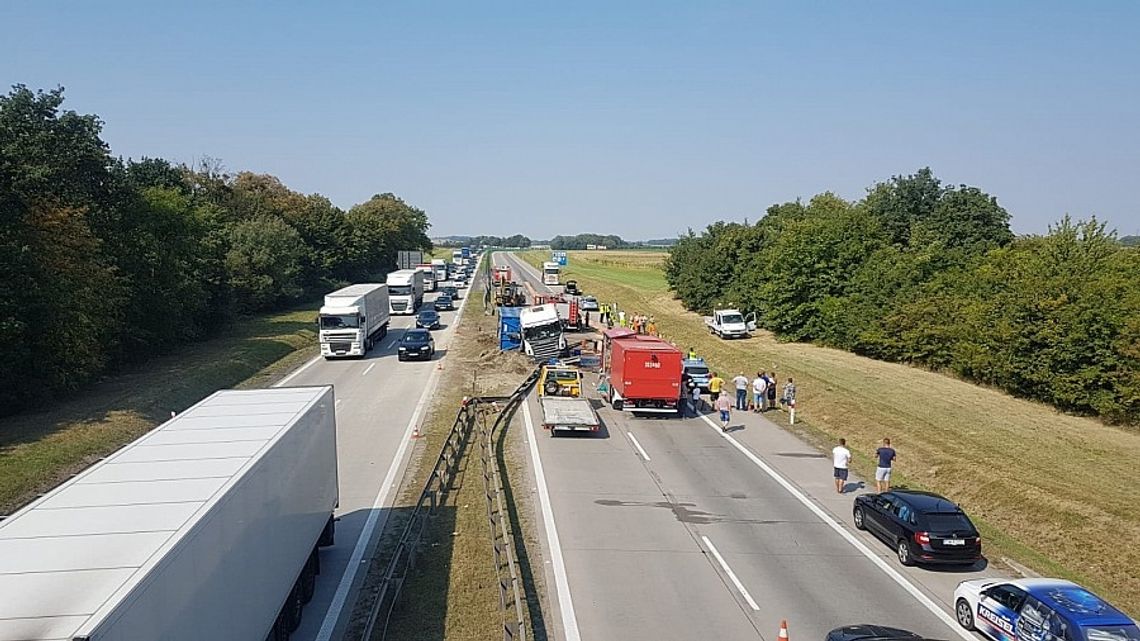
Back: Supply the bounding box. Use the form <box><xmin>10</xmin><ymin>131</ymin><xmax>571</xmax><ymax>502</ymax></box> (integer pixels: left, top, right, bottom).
<box><xmin>386</xmin><ymin>269</ymin><xmax>425</xmax><ymax>315</ymax></box>
<box><xmin>416</xmin><ymin>262</ymin><xmax>437</xmax><ymax>292</ymax></box>
<box><xmin>0</xmin><ymin>386</ymin><xmax>339</xmax><ymax>641</ymax></box>
<box><xmin>319</xmin><ymin>283</ymin><xmax>390</xmax><ymax>358</ymax></box>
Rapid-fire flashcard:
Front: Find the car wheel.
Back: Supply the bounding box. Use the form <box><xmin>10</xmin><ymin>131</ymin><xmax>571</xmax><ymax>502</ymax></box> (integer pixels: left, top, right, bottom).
<box><xmin>896</xmin><ymin>539</ymin><xmax>913</xmax><ymax>566</ymax></box>
<box><xmin>956</xmin><ymin>598</ymin><xmax>975</xmax><ymax>630</ymax></box>
<box><xmin>398</xmin><ymin>355</ymin><xmax>405</xmax><ymax>362</ymax></box>
<box><xmin>853</xmin><ymin>506</ymin><xmax>866</xmax><ymax>530</ymax></box>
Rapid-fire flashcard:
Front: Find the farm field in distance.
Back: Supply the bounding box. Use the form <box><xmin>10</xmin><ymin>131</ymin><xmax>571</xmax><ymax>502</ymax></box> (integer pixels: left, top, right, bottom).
<box><xmin>518</xmin><ymin>249</ymin><xmax>1140</xmax><ymax>618</ymax></box>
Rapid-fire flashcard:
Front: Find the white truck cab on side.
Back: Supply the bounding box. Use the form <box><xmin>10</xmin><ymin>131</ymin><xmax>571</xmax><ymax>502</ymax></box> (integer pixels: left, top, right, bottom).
<box><xmin>703</xmin><ymin>309</ymin><xmax>756</xmax><ymax>339</ymax></box>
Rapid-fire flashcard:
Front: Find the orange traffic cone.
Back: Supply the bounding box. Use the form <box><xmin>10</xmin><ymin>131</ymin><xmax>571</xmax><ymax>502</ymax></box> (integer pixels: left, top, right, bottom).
<box><xmin>411</xmin><ymin>424</ymin><xmax>422</xmax><ymax>440</ymax></box>
<box><xmin>778</xmin><ymin>620</ymin><xmax>789</xmax><ymax>641</ymax></box>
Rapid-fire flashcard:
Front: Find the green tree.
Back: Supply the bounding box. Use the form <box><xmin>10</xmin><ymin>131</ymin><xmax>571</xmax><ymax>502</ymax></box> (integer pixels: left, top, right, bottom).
<box><xmin>225</xmin><ymin>216</ymin><xmax>307</xmax><ymax>311</ymax></box>
<box><xmin>346</xmin><ymin>193</ymin><xmax>432</xmax><ymax>278</ymax></box>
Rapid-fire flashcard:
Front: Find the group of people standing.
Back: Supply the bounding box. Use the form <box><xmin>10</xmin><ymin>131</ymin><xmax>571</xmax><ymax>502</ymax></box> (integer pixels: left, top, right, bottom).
<box><xmin>690</xmin><ymin>369</ymin><xmax>797</xmax><ymax>429</ymax></box>
<box><xmin>599</xmin><ymin>306</ymin><xmax>656</xmax><ymax>336</ymax></box>
<box><xmin>830</xmin><ymin>437</ymin><xmax>896</xmax><ymax>494</ymax></box>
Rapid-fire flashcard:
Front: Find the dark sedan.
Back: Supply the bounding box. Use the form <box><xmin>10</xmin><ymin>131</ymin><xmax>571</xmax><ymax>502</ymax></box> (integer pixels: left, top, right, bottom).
<box><xmin>442</xmin><ymin>285</ymin><xmax>460</xmax><ymax>300</ymax></box>
<box><xmin>853</xmin><ymin>490</ymin><xmax>982</xmax><ymax>567</ymax></box>
<box><xmin>434</xmin><ymin>294</ymin><xmax>454</xmax><ymax>311</ymax></box>
<box><xmin>397</xmin><ymin>329</ymin><xmax>435</xmax><ymax>361</ymax></box>
<box><xmin>826</xmin><ymin>625</ymin><xmax>926</xmax><ymax>641</ymax></box>
<box><xmin>416</xmin><ymin>309</ymin><xmax>441</xmax><ymax>330</ymax></box>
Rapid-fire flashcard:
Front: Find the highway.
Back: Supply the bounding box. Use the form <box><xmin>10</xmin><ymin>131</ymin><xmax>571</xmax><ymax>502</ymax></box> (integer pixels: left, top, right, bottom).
<box><xmin>496</xmin><ymin>251</ymin><xmax>998</xmax><ymax>641</ymax></box>
<box><xmin>283</xmin><ymin>263</ymin><xmax>481</xmax><ymax>641</ymax></box>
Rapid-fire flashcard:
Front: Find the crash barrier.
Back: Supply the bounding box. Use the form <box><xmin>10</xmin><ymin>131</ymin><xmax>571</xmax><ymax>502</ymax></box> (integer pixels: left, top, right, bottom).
<box><xmin>479</xmin><ymin>366</ymin><xmax>541</xmax><ymax>641</ymax></box>
<box><xmin>360</xmin><ymin>366</ymin><xmax>540</xmax><ymax>640</ymax></box>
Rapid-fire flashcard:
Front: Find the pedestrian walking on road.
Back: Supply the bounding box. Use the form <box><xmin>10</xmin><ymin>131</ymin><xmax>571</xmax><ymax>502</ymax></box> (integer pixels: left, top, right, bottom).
<box><xmin>714</xmin><ymin>393</ymin><xmax>732</xmax><ymax>432</ymax></box>
<box><xmin>752</xmin><ymin>372</ymin><xmax>767</xmax><ymax>413</ymax></box>
<box><xmin>832</xmin><ymin>438</ymin><xmax>852</xmax><ymax>494</ymax></box>
<box><xmin>708</xmin><ymin>372</ymin><xmax>724</xmax><ymax>403</ymax></box>
<box><xmin>874</xmin><ymin>438</ymin><xmax>897</xmax><ymax>492</ymax></box>
<box><xmin>766</xmin><ymin>372</ymin><xmax>778</xmax><ymax>412</ymax></box>
<box><xmin>733</xmin><ymin>372</ymin><xmax>750</xmax><ymax>410</ymax></box>
<box><xmin>781</xmin><ymin>378</ymin><xmax>796</xmax><ymax>407</ymax></box>
<box><xmin>689</xmin><ymin>382</ymin><xmax>702</xmax><ymax>417</ymax></box>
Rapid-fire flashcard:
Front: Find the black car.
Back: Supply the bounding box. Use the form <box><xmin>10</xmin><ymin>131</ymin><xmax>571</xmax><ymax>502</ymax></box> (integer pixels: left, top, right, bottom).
<box><xmin>853</xmin><ymin>490</ymin><xmax>982</xmax><ymax>567</ymax></box>
<box><xmin>564</xmin><ymin>280</ymin><xmax>580</xmax><ymax>295</ymax></box>
<box><xmin>434</xmin><ymin>294</ymin><xmax>454</xmax><ymax>311</ymax></box>
<box><xmin>397</xmin><ymin>329</ymin><xmax>435</xmax><ymax>361</ymax></box>
<box><xmin>826</xmin><ymin>625</ymin><xmax>926</xmax><ymax>641</ymax></box>
<box><xmin>416</xmin><ymin>309</ymin><xmax>441</xmax><ymax>330</ymax></box>
<box><xmin>442</xmin><ymin>285</ymin><xmax>460</xmax><ymax>300</ymax></box>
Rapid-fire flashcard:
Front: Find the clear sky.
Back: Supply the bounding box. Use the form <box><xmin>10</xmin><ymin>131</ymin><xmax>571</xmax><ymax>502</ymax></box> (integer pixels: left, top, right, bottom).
<box><xmin>3</xmin><ymin>2</ymin><xmax>1138</xmax><ymax>239</ymax></box>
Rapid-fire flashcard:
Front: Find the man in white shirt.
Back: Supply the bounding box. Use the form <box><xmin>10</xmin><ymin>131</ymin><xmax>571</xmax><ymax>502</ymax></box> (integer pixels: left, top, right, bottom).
<box><xmin>832</xmin><ymin>438</ymin><xmax>852</xmax><ymax>494</ymax></box>
<box><xmin>732</xmin><ymin>373</ymin><xmax>750</xmax><ymax>410</ymax></box>
<box><xmin>752</xmin><ymin>373</ymin><xmax>767</xmax><ymax>413</ymax></box>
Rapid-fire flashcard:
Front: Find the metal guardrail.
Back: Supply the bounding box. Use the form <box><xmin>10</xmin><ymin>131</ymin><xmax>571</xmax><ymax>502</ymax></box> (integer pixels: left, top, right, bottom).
<box><xmin>360</xmin><ymin>365</ymin><xmax>540</xmax><ymax>641</ymax></box>
<box><xmin>479</xmin><ymin>368</ymin><xmax>541</xmax><ymax>641</ymax></box>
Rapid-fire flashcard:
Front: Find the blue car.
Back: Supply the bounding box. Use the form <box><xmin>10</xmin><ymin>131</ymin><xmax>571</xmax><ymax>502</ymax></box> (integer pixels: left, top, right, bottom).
<box><xmin>954</xmin><ymin>578</ymin><xmax>1139</xmax><ymax>641</ymax></box>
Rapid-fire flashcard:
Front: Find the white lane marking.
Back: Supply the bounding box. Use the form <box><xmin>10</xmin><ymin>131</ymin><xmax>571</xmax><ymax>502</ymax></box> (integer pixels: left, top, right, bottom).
<box><xmin>335</xmin><ymin>399</ymin><xmax>342</xmax><ymax>409</ymax></box>
<box><xmin>700</xmin><ymin>535</ymin><xmax>760</xmax><ymax>611</ymax></box>
<box><xmin>315</xmin><ymin>255</ymin><xmax>479</xmax><ymax>640</ymax></box>
<box><xmin>697</xmin><ymin>414</ymin><xmax>973</xmax><ymax>640</ymax></box>
<box><xmin>384</xmin><ymin>338</ymin><xmax>397</xmax><ymax>350</ymax></box>
<box><xmin>362</xmin><ymin>363</ymin><xmax>376</xmax><ymax>376</ymax></box>
<box><xmin>272</xmin><ymin>355</ymin><xmax>322</xmax><ymax>388</ymax></box>
<box><xmin>523</xmin><ymin>400</ymin><xmax>582</xmax><ymax>641</ymax></box>
<box><xmin>626</xmin><ymin>431</ymin><xmax>651</xmax><ymax>461</ymax></box>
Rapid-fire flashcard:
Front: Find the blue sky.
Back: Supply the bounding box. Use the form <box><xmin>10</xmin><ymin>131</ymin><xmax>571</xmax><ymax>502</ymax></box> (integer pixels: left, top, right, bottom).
<box><xmin>3</xmin><ymin>2</ymin><xmax>1137</xmax><ymax>239</ymax></box>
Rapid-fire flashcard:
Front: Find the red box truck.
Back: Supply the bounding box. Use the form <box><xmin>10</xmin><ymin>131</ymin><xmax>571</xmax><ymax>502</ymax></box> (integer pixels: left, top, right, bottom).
<box><xmin>605</xmin><ymin>335</ymin><xmax>684</xmax><ymax>415</ymax></box>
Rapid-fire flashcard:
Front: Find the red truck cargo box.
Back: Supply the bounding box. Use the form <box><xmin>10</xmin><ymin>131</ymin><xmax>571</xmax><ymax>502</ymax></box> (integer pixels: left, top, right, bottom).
<box><xmin>608</xmin><ymin>336</ymin><xmax>683</xmax><ymax>413</ymax></box>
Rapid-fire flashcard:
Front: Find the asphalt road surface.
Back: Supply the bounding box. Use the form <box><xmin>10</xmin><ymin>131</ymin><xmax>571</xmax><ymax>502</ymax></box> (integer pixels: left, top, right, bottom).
<box><xmin>286</xmin><ymin>259</ymin><xmax>483</xmax><ymax>641</ymax></box>
<box><xmin>496</xmin><ymin>251</ymin><xmax>999</xmax><ymax>641</ymax></box>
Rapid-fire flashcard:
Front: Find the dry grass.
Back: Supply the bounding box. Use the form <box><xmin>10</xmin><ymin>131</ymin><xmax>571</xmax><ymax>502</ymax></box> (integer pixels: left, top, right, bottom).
<box><xmin>519</xmin><ymin>249</ymin><xmax>1140</xmax><ymax>617</ymax></box>
<box><xmin>353</xmin><ymin>285</ymin><xmax>538</xmax><ymax>641</ymax></box>
<box><xmin>0</xmin><ymin>305</ymin><xmax>318</xmax><ymax>515</ymax></box>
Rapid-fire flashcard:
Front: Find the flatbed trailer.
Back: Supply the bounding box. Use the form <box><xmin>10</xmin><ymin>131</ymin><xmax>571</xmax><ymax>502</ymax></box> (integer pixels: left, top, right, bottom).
<box><xmin>539</xmin><ymin>396</ymin><xmax>600</xmax><ymax>436</ymax></box>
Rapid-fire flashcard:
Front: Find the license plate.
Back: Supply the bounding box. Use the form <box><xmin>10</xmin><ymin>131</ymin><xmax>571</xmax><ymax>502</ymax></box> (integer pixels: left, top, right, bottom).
<box><xmin>944</xmin><ymin>539</ymin><xmax>965</xmax><ymax>546</ymax></box>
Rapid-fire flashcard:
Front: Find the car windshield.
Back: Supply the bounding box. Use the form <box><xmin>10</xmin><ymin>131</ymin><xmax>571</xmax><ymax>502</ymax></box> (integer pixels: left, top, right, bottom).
<box><xmin>524</xmin><ymin>323</ymin><xmax>561</xmax><ymax>341</ymax></box>
<box><xmin>1086</xmin><ymin>626</ymin><xmax>1140</xmax><ymax>641</ymax></box>
<box><xmin>403</xmin><ymin>331</ymin><xmax>429</xmax><ymax>342</ymax></box>
<box><xmin>721</xmin><ymin>313</ymin><xmax>744</xmax><ymax>324</ymax></box>
<box><xmin>388</xmin><ymin>285</ymin><xmax>412</xmax><ymax>295</ymax></box>
<box><xmin>419</xmin><ymin>312</ymin><xmax>437</xmax><ymax>320</ymax></box>
<box><xmin>320</xmin><ymin>314</ymin><xmax>359</xmax><ymax>329</ymax></box>
<box><xmin>685</xmin><ymin>366</ymin><xmax>710</xmax><ymax>376</ymax></box>
<box><xmin>924</xmin><ymin>512</ymin><xmax>974</xmax><ymax>532</ymax></box>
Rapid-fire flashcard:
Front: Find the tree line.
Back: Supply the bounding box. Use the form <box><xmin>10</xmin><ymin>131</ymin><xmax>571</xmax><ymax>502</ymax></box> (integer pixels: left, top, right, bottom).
<box><xmin>665</xmin><ymin>168</ymin><xmax>1139</xmax><ymax>424</ymax></box>
<box><xmin>0</xmin><ymin>86</ymin><xmax>432</xmax><ymax>415</ymax></box>
<box><xmin>548</xmin><ymin>234</ymin><xmax>629</xmax><ymax>250</ymax></box>
<box><xmin>436</xmin><ymin>234</ymin><xmax>532</xmax><ymax>248</ymax></box>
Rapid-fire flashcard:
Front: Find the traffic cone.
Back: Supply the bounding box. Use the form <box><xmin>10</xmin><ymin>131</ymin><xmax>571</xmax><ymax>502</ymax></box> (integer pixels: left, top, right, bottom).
<box><xmin>411</xmin><ymin>424</ymin><xmax>422</xmax><ymax>439</ymax></box>
<box><xmin>778</xmin><ymin>620</ymin><xmax>789</xmax><ymax>641</ymax></box>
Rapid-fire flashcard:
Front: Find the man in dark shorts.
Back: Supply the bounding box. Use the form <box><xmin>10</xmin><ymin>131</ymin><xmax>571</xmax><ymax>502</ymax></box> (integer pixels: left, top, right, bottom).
<box><xmin>832</xmin><ymin>438</ymin><xmax>852</xmax><ymax>494</ymax></box>
<box><xmin>874</xmin><ymin>438</ymin><xmax>897</xmax><ymax>492</ymax></box>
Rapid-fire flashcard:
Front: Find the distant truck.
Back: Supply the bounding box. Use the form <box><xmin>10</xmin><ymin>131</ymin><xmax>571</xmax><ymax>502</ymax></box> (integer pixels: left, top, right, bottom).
<box><xmin>493</xmin><ymin>265</ymin><xmax>512</xmax><ymax>286</ymax></box>
<box><xmin>604</xmin><ymin>334</ymin><xmax>684</xmax><ymax>415</ymax></box>
<box><xmin>542</xmin><ymin>261</ymin><xmax>561</xmax><ymax>286</ymax></box>
<box><xmin>704</xmin><ymin>309</ymin><xmax>756</xmax><ymax>339</ymax></box>
<box><xmin>452</xmin><ymin>249</ymin><xmax>464</xmax><ymax>266</ymax></box>
<box><xmin>0</xmin><ymin>386</ymin><xmax>339</xmax><ymax>641</ymax></box>
<box><xmin>416</xmin><ymin>262</ymin><xmax>437</xmax><ymax>292</ymax></box>
<box><xmin>519</xmin><ymin>303</ymin><xmax>566</xmax><ymax>361</ymax></box>
<box><xmin>538</xmin><ymin>363</ymin><xmax>600</xmax><ymax>436</ymax></box>
<box><xmin>432</xmin><ymin>258</ymin><xmax>449</xmax><ymax>283</ymax></box>
<box><xmin>387</xmin><ymin>269</ymin><xmax>425</xmax><ymax>315</ymax></box>
<box><xmin>319</xmin><ymin>283</ymin><xmax>390</xmax><ymax>358</ymax></box>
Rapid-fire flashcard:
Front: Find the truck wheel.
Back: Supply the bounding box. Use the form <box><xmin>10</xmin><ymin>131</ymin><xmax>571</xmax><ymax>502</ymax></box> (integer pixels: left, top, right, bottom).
<box><xmin>318</xmin><ymin>516</ymin><xmax>335</xmax><ymax>547</ymax></box>
<box><xmin>285</xmin><ymin>581</ymin><xmax>303</xmax><ymax>631</ymax></box>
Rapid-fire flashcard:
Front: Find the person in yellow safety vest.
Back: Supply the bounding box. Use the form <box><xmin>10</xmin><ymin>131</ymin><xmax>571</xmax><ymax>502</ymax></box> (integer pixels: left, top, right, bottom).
<box><xmin>688</xmin><ymin>347</ymin><xmax>697</xmax><ymax>360</ymax></box>
<box><xmin>647</xmin><ymin>319</ymin><xmax>657</xmax><ymax>336</ymax></box>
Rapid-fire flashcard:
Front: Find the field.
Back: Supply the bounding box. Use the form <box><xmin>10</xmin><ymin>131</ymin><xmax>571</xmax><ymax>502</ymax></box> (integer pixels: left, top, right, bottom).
<box><xmin>519</xmin><ymin>249</ymin><xmax>1140</xmax><ymax>617</ymax></box>
<box><xmin>0</xmin><ymin>304</ymin><xmax>319</xmax><ymax>515</ymax></box>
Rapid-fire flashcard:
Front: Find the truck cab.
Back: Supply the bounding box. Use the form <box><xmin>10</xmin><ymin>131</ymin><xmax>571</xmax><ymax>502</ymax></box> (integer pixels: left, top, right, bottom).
<box><xmin>705</xmin><ymin>309</ymin><xmax>756</xmax><ymax>339</ymax></box>
<box><xmin>520</xmin><ymin>304</ymin><xmax>566</xmax><ymax>361</ymax></box>
<box><xmin>542</xmin><ymin>261</ymin><xmax>561</xmax><ymax>286</ymax></box>
<box><xmin>386</xmin><ymin>269</ymin><xmax>424</xmax><ymax>315</ymax></box>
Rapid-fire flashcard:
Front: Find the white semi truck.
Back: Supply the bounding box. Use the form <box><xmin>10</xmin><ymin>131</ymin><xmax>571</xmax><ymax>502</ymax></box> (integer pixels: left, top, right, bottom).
<box><xmin>319</xmin><ymin>283</ymin><xmax>390</xmax><ymax>358</ymax></box>
<box><xmin>0</xmin><ymin>386</ymin><xmax>339</xmax><ymax>641</ymax></box>
<box><xmin>386</xmin><ymin>269</ymin><xmax>425</xmax><ymax>315</ymax></box>
<box><xmin>416</xmin><ymin>262</ymin><xmax>437</xmax><ymax>292</ymax></box>
<box><xmin>432</xmin><ymin>258</ymin><xmax>449</xmax><ymax>284</ymax></box>
<box><xmin>542</xmin><ymin>261</ymin><xmax>561</xmax><ymax>286</ymax></box>
<box><xmin>519</xmin><ymin>303</ymin><xmax>567</xmax><ymax>361</ymax></box>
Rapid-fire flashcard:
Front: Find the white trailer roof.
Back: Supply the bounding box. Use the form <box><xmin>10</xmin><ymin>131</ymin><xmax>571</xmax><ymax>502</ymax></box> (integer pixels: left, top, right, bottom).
<box><xmin>326</xmin><ymin>283</ymin><xmax>385</xmax><ymax>298</ymax></box>
<box><xmin>0</xmin><ymin>386</ymin><xmax>331</xmax><ymax>640</ymax></box>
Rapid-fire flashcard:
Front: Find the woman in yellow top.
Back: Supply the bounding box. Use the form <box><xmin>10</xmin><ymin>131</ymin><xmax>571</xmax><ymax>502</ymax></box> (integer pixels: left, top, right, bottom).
<box><xmin>708</xmin><ymin>372</ymin><xmax>725</xmax><ymax>403</ymax></box>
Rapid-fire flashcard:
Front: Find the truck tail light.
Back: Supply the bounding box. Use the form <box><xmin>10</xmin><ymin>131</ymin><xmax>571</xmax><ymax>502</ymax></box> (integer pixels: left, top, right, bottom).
<box><xmin>914</xmin><ymin>531</ymin><xmax>930</xmax><ymax>545</ymax></box>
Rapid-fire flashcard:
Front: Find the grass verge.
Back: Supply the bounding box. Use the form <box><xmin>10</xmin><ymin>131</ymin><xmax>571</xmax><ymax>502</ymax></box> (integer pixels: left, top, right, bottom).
<box><xmin>0</xmin><ymin>304</ymin><xmax>318</xmax><ymax>515</ymax></box>
<box><xmin>518</xmin><ymin>249</ymin><xmax>1140</xmax><ymax>617</ymax></box>
<box><xmin>351</xmin><ymin>285</ymin><xmax>538</xmax><ymax>641</ymax></box>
